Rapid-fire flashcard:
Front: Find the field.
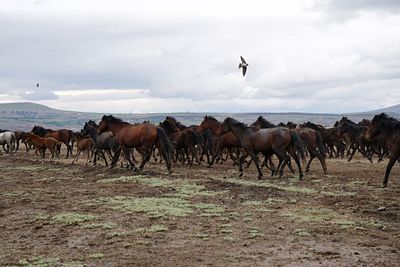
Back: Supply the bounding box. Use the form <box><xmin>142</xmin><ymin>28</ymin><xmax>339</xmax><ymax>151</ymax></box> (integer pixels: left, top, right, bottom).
<box><xmin>1</xmin><ymin>150</ymin><xmax>400</xmax><ymax>266</ymax></box>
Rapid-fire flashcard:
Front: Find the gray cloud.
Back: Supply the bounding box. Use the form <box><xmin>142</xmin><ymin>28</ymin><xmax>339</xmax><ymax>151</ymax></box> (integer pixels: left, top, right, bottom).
<box><xmin>0</xmin><ymin>1</ymin><xmax>399</xmax><ymax>113</ymax></box>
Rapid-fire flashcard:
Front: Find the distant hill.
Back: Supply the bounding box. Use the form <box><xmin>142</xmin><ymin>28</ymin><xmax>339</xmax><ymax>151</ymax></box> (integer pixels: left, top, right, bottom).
<box><xmin>369</xmin><ymin>104</ymin><xmax>400</xmax><ymax>114</ymax></box>
<box><xmin>0</xmin><ymin>102</ymin><xmax>399</xmax><ymax>131</ymax></box>
<box><xmin>0</xmin><ymin>102</ymin><xmax>55</xmax><ymax>112</ymax></box>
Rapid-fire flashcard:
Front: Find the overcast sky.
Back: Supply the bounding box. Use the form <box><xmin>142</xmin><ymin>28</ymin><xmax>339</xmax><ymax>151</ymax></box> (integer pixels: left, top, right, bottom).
<box><xmin>1</xmin><ymin>0</ymin><xmax>400</xmax><ymax>113</ymax></box>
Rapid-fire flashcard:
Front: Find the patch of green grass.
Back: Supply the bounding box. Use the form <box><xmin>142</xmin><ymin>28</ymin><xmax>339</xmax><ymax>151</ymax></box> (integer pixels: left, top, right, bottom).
<box><xmin>51</xmin><ymin>212</ymin><xmax>96</xmax><ymax>225</ymax></box>
<box><xmin>14</xmin><ymin>166</ymin><xmax>45</xmax><ymax>171</ymax></box>
<box><xmin>321</xmin><ymin>191</ymin><xmax>357</xmax><ymax>197</ymax></box>
<box><xmin>242</xmin><ymin>198</ymin><xmax>287</xmax><ymax>206</ymax></box>
<box><xmin>34</xmin><ymin>214</ymin><xmax>50</xmax><ymax>221</ymax></box>
<box><xmin>293</xmin><ymin>228</ymin><xmax>311</xmax><ymax>236</ymax></box>
<box><xmin>173</xmin><ymin>182</ymin><xmax>223</xmax><ymax>198</ymax></box>
<box><xmin>135</xmin><ymin>224</ymin><xmax>168</xmax><ymax>233</ymax></box>
<box><xmin>194</xmin><ymin>203</ymin><xmax>225</xmax><ymax>217</ymax></box>
<box><xmin>282</xmin><ymin>208</ymin><xmax>336</xmax><ymax>223</ymax></box>
<box><xmin>17</xmin><ymin>256</ymin><xmax>59</xmax><ymax>267</ymax></box>
<box><xmin>3</xmin><ymin>191</ymin><xmax>25</xmax><ymax>197</ymax></box>
<box><xmin>98</xmin><ymin>196</ymin><xmax>193</xmax><ymax>218</ymax></box>
<box><xmin>88</xmin><ymin>252</ymin><xmax>104</xmax><ymax>259</ymax></box>
<box><xmin>223</xmin><ymin>236</ymin><xmax>235</xmax><ymax>241</ymax></box>
<box><xmin>106</xmin><ymin>232</ymin><xmax>121</xmax><ymax>239</ymax></box>
<box><xmin>336</xmin><ymin>220</ymin><xmax>357</xmax><ymax>229</ymax></box>
<box><xmin>212</xmin><ymin>177</ymin><xmax>316</xmax><ymax>194</ymax></box>
<box><xmin>363</xmin><ymin>220</ymin><xmax>386</xmax><ymax>230</ymax></box>
<box><xmin>82</xmin><ymin>222</ymin><xmax>117</xmax><ymax>230</ymax></box>
<box><xmin>195</xmin><ymin>233</ymin><xmax>209</xmax><ymax>240</ymax></box>
<box><xmin>248</xmin><ymin>229</ymin><xmax>263</xmax><ymax>238</ymax></box>
<box><xmin>62</xmin><ymin>262</ymin><xmax>84</xmax><ymax>267</ymax></box>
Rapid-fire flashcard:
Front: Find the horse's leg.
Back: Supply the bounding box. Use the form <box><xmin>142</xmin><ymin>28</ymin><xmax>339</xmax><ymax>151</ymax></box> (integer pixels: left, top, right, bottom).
<box><xmin>287</xmin><ymin>146</ymin><xmax>304</xmax><ymax>180</ymax></box>
<box><xmin>109</xmin><ymin>148</ymin><xmax>122</xmax><ymax>169</ymax></box>
<box><xmin>306</xmin><ymin>149</ymin><xmax>316</xmax><ymax>173</ymax></box>
<box><xmin>248</xmin><ymin>151</ymin><xmax>263</xmax><ymax>179</ymax></box>
<box><xmin>72</xmin><ymin>150</ymin><xmax>81</xmax><ymax>164</ymax></box>
<box><xmin>123</xmin><ymin>148</ymin><xmax>138</xmax><ymax>172</ymax></box>
<box><xmin>138</xmin><ymin>146</ymin><xmax>152</xmax><ymax>171</ymax></box>
<box><xmin>382</xmin><ymin>151</ymin><xmax>400</xmax><ymax>188</ymax></box>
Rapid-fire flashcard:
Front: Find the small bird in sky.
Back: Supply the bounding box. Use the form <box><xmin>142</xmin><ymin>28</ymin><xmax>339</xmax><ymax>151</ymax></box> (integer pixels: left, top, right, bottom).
<box><xmin>238</xmin><ymin>56</ymin><xmax>248</xmax><ymax>77</ymax></box>
<box><xmin>36</xmin><ymin>82</ymin><xmax>39</xmax><ymax>87</ymax></box>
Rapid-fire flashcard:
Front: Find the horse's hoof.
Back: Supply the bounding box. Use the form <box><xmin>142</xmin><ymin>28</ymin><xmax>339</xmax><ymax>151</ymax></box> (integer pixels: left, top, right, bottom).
<box><xmin>382</xmin><ymin>183</ymin><xmax>387</xmax><ymax>188</ymax></box>
<box><xmin>258</xmin><ymin>175</ymin><xmax>263</xmax><ymax>180</ymax></box>
<box><xmin>299</xmin><ymin>175</ymin><xmax>304</xmax><ymax>180</ymax></box>
<box><xmin>239</xmin><ymin>172</ymin><xmax>243</xmax><ymax>177</ymax></box>
<box><xmin>305</xmin><ymin>168</ymin><xmax>310</xmax><ymax>173</ymax></box>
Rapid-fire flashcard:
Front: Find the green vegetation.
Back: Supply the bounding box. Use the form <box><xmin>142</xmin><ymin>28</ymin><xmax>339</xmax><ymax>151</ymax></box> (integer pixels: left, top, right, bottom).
<box><xmin>135</xmin><ymin>224</ymin><xmax>168</xmax><ymax>233</ymax></box>
<box><xmin>249</xmin><ymin>229</ymin><xmax>263</xmax><ymax>238</ymax></box>
<box><xmin>17</xmin><ymin>256</ymin><xmax>59</xmax><ymax>267</ymax></box>
<box><xmin>97</xmin><ymin>196</ymin><xmax>193</xmax><ymax>218</ymax></box>
<box><xmin>51</xmin><ymin>212</ymin><xmax>96</xmax><ymax>225</ymax></box>
<box><xmin>82</xmin><ymin>222</ymin><xmax>117</xmax><ymax>229</ymax></box>
<box><xmin>293</xmin><ymin>228</ymin><xmax>311</xmax><ymax>237</ymax></box>
<box><xmin>88</xmin><ymin>252</ymin><xmax>104</xmax><ymax>259</ymax></box>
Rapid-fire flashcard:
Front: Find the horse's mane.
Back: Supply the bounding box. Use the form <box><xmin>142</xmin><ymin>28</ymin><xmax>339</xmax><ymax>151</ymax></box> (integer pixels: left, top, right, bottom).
<box><xmin>371</xmin><ymin>113</ymin><xmax>400</xmax><ymax>130</ymax></box>
<box><xmin>204</xmin><ymin>115</ymin><xmax>219</xmax><ymax>122</ymax></box>
<box><xmin>101</xmin><ymin>115</ymin><xmax>129</xmax><ymax>124</ymax></box>
<box><xmin>160</xmin><ymin>119</ymin><xmax>179</xmax><ymax>133</ymax></box>
<box><xmin>166</xmin><ymin>116</ymin><xmax>186</xmax><ymax>129</ymax></box>
<box><xmin>225</xmin><ymin>117</ymin><xmax>250</xmax><ymax>131</ymax></box>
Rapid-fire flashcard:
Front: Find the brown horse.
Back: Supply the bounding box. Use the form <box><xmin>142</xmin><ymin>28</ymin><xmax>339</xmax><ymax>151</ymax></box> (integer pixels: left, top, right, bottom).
<box><xmin>221</xmin><ymin>117</ymin><xmax>305</xmax><ymax>180</ymax></box>
<box><xmin>24</xmin><ymin>133</ymin><xmax>63</xmax><ymax>162</ymax></box>
<box><xmin>197</xmin><ymin>116</ymin><xmax>242</xmax><ymax>166</ymax></box>
<box><xmin>98</xmin><ymin>115</ymin><xmax>174</xmax><ymax>174</ymax></box>
<box><xmin>71</xmin><ymin>133</ymin><xmax>94</xmax><ymax>165</ymax></box>
<box><xmin>365</xmin><ymin>113</ymin><xmax>400</xmax><ymax>187</ymax></box>
<box><xmin>31</xmin><ymin>126</ymin><xmax>74</xmax><ymax>157</ymax></box>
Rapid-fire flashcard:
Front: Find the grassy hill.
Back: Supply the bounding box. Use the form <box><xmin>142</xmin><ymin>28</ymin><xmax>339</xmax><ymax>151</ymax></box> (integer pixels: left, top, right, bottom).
<box><xmin>0</xmin><ymin>102</ymin><xmax>399</xmax><ymax>131</ymax></box>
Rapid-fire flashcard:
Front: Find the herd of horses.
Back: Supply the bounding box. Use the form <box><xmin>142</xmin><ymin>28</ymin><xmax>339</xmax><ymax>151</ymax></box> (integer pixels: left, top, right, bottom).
<box><xmin>0</xmin><ymin>113</ymin><xmax>399</xmax><ymax>187</ymax></box>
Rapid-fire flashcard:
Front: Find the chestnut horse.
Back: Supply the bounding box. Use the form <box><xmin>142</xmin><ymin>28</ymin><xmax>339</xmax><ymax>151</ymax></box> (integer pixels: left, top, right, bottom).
<box><xmin>221</xmin><ymin>117</ymin><xmax>305</xmax><ymax>180</ymax></box>
<box><xmin>98</xmin><ymin>115</ymin><xmax>174</xmax><ymax>174</ymax></box>
<box><xmin>24</xmin><ymin>133</ymin><xmax>63</xmax><ymax>162</ymax></box>
<box><xmin>365</xmin><ymin>113</ymin><xmax>400</xmax><ymax>187</ymax></box>
<box><xmin>31</xmin><ymin>126</ymin><xmax>74</xmax><ymax>157</ymax></box>
<box><xmin>71</xmin><ymin>133</ymin><xmax>94</xmax><ymax>165</ymax></box>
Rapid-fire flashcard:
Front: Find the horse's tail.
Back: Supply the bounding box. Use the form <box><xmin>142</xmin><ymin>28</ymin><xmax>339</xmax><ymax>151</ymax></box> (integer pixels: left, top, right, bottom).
<box><xmin>290</xmin><ymin>130</ymin><xmax>305</xmax><ymax>162</ymax></box>
<box><xmin>192</xmin><ymin>130</ymin><xmax>204</xmax><ymax>154</ymax></box>
<box><xmin>156</xmin><ymin>127</ymin><xmax>175</xmax><ymax>173</ymax></box>
<box><xmin>316</xmin><ymin>131</ymin><xmax>326</xmax><ymax>159</ymax></box>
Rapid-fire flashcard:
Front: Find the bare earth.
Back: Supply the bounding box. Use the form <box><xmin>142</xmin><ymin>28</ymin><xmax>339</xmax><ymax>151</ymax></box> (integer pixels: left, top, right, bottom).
<box><xmin>1</xmin><ymin>150</ymin><xmax>400</xmax><ymax>266</ymax></box>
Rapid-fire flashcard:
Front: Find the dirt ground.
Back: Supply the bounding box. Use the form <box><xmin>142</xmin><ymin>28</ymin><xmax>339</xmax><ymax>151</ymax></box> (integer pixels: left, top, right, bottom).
<box><xmin>1</xmin><ymin>149</ymin><xmax>400</xmax><ymax>267</ymax></box>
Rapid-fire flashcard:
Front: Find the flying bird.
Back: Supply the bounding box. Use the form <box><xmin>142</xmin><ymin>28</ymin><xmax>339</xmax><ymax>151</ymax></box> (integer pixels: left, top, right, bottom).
<box><xmin>238</xmin><ymin>56</ymin><xmax>248</xmax><ymax>77</ymax></box>
<box><xmin>36</xmin><ymin>82</ymin><xmax>39</xmax><ymax>87</ymax></box>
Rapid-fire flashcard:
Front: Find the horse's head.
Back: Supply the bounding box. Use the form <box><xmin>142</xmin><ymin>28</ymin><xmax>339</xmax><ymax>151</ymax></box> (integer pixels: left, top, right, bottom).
<box><xmin>98</xmin><ymin>115</ymin><xmax>111</xmax><ymax>134</ymax></box>
<box><xmin>365</xmin><ymin>113</ymin><xmax>389</xmax><ymax>140</ymax></box>
<box><xmin>220</xmin><ymin>117</ymin><xmax>236</xmax><ymax>135</ymax></box>
<box><xmin>197</xmin><ymin>116</ymin><xmax>221</xmax><ymax>134</ymax></box>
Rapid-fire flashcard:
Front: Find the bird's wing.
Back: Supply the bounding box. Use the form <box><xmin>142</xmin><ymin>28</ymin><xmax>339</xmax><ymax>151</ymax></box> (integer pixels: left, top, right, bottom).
<box><xmin>242</xmin><ymin>66</ymin><xmax>247</xmax><ymax>76</ymax></box>
<box><xmin>238</xmin><ymin>63</ymin><xmax>242</xmax><ymax>69</ymax></box>
<box><xmin>240</xmin><ymin>56</ymin><xmax>246</xmax><ymax>64</ymax></box>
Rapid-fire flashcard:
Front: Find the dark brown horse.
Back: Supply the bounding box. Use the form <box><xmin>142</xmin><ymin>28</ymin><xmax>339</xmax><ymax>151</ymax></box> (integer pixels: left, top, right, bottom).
<box><xmin>295</xmin><ymin>126</ymin><xmax>327</xmax><ymax>174</ymax></box>
<box><xmin>221</xmin><ymin>117</ymin><xmax>304</xmax><ymax>180</ymax></box>
<box><xmin>31</xmin><ymin>126</ymin><xmax>74</xmax><ymax>157</ymax></box>
<box><xmin>160</xmin><ymin>119</ymin><xmax>200</xmax><ymax>165</ymax></box>
<box><xmin>197</xmin><ymin>116</ymin><xmax>242</xmax><ymax>166</ymax></box>
<box><xmin>98</xmin><ymin>115</ymin><xmax>174</xmax><ymax>174</ymax></box>
<box><xmin>365</xmin><ymin>113</ymin><xmax>400</xmax><ymax>187</ymax></box>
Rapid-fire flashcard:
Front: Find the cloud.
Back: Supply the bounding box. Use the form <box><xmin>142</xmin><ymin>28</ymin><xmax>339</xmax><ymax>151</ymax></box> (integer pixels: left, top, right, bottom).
<box><xmin>0</xmin><ymin>0</ymin><xmax>399</xmax><ymax>113</ymax></box>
